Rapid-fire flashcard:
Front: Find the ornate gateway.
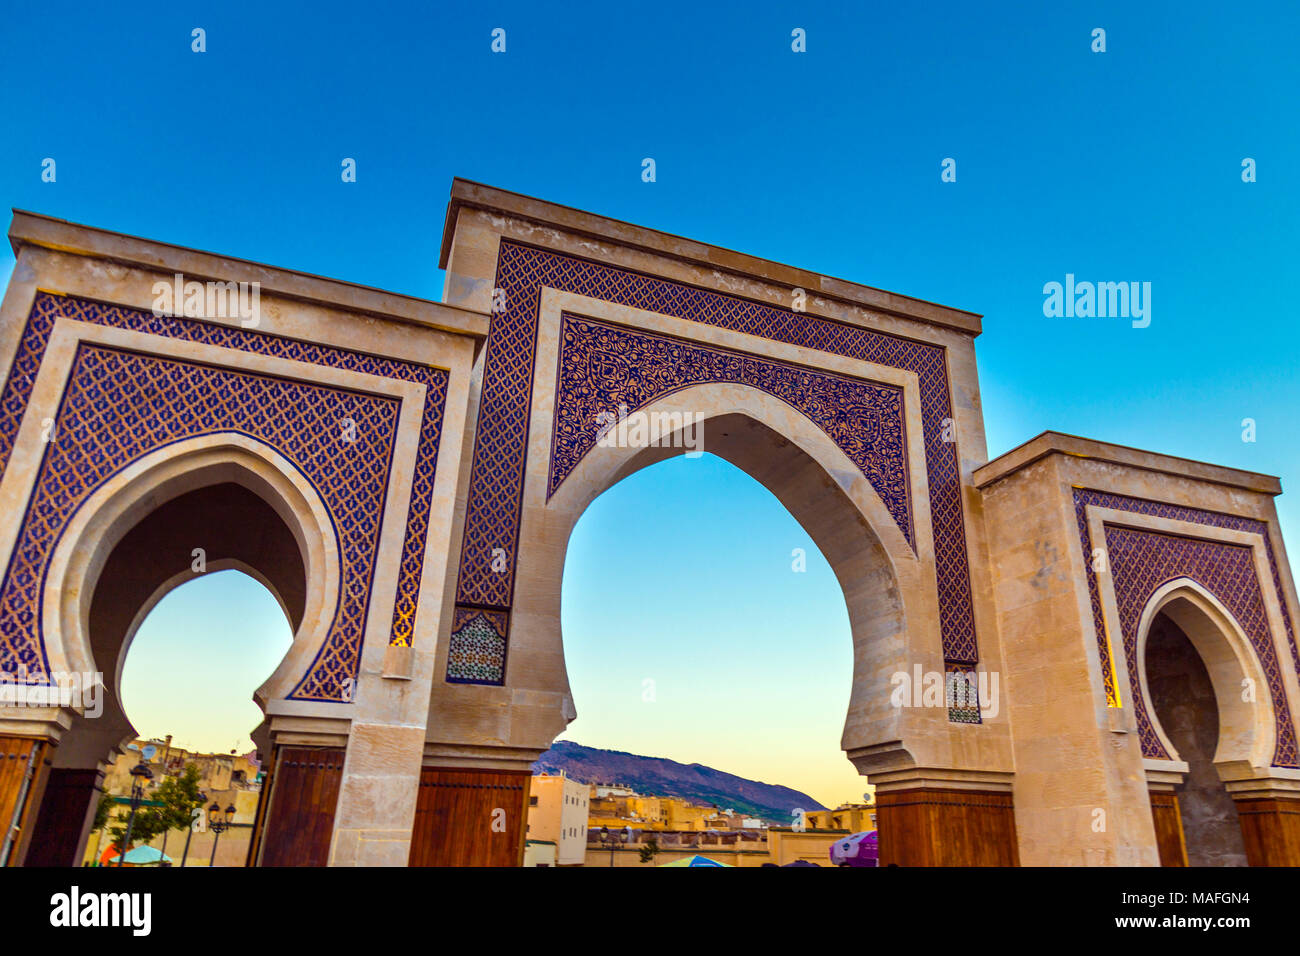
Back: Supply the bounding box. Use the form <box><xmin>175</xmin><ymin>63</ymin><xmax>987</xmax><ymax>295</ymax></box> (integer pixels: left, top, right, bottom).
<box><xmin>0</xmin><ymin>180</ymin><xmax>1297</xmax><ymax>867</ymax></box>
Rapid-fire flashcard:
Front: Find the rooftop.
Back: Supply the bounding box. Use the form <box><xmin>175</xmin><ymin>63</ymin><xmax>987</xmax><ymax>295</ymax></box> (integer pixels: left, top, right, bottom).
<box><xmin>440</xmin><ymin>178</ymin><xmax>983</xmax><ymax>337</ymax></box>
<box><xmin>974</xmin><ymin>430</ymin><xmax>1282</xmax><ymax>495</ymax></box>
<box><xmin>8</xmin><ymin>208</ymin><xmax>489</xmax><ymax>341</ymax></box>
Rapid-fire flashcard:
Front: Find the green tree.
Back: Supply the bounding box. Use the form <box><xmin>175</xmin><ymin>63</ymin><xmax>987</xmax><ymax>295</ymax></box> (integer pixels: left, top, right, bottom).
<box><xmin>108</xmin><ymin>764</ymin><xmax>205</xmax><ymax>862</ymax></box>
<box><xmin>153</xmin><ymin>764</ymin><xmax>206</xmax><ymax>832</ymax></box>
<box><xmin>639</xmin><ymin>837</ymin><xmax>660</xmax><ymax>864</ymax></box>
<box><xmin>92</xmin><ymin>791</ymin><xmax>113</xmax><ymax>833</ymax></box>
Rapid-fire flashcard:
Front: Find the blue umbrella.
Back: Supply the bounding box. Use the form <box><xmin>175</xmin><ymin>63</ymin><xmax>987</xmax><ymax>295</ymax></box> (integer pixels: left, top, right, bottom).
<box><xmin>105</xmin><ymin>845</ymin><xmax>173</xmax><ymax>866</ymax></box>
<box><xmin>659</xmin><ymin>854</ymin><xmax>730</xmax><ymax>867</ymax></box>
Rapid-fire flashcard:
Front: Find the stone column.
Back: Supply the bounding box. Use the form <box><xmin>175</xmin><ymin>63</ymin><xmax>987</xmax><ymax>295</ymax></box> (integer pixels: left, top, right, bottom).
<box><xmin>1223</xmin><ymin>771</ymin><xmax>1300</xmax><ymax>866</ymax></box>
<box><xmin>869</xmin><ymin>768</ymin><xmax>1019</xmax><ymax>866</ymax></box>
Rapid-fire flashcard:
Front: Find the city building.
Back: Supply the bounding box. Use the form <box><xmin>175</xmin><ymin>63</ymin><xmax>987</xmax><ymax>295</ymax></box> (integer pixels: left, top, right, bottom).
<box><xmin>584</xmin><ymin>825</ymin><xmax>844</xmax><ymax>867</ymax></box>
<box><xmin>804</xmin><ymin>803</ymin><xmax>877</xmax><ymax>833</ymax></box>
<box><xmin>525</xmin><ymin>771</ymin><xmax>589</xmax><ymax>866</ymax></box>
<box><xmin>523</xmin><ymin>840</ymin><xmax>557</xmax><ymax>867</ymax></box>
<box><xmin>85</xmin><ymin>738</ymin><xmax>263</xmax><ymax>866</ymax></box>
<box><xmin>587</xmin><ymin>784</ymin><xmax>727</xmax><ymax>832</ymax></box>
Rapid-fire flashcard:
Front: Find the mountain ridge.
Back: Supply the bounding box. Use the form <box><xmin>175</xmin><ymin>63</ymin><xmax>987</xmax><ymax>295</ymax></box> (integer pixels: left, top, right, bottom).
<box><xmin>532</xmin><ymin>740</ymin><xmax>826</xmax><ymax>824</ymax></box>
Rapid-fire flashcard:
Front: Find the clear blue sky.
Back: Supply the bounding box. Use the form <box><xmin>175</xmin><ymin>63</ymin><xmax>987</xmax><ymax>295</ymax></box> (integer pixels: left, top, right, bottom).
<box><xmin>3</xmin><ymin>2</ymin><xmax>1297</xmax><ymax>805</ymax></box>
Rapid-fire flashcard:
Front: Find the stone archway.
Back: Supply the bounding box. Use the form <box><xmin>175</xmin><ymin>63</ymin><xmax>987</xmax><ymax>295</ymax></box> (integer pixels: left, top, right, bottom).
<box><xmin>11</xmin><ymin>435</ymin><xmax>341</xmax><ymax>866</ymax></box>
<box><xmin>43</xmin><ymin>436</ymin><xmax>341</xmax><ymax>712</ymax></box>
<box><xmin>11</xmin><ymin>182</ymin><xmax>1300</xmax><ymax>867</ymax></box>
<box><xmin>416</xmin><ymin>380</ymin><xmax>1017</xmax><ymax>865</ymax></box>
<box><xmin>0</xmin><ymin>214</ymin><xmax>482</xmax><ymax>867</ymax></box>
<box><xmin>1137</xmin><ymin>581</ymin><xmax>1270</xmax><ymax>866</ymax></box>
<box><xmin>1138</xmin><ymin>582</ymin><xmax>1268</xmax><ymax>868</ymax></box>
<box><xmin>417</xmin><ymin>183</ymin><xmax>1018</xmax><ymax>866</ymax></box>
<box><xmin>1136</xmin><ymin>580</ymin><xmax>1276</xmax><ymax>773</ymax></box>
<box><xmin>1145</xmin><ymin>613</ymin><xmax>1247</xmax><ymax>865</ymax></box>
<box><xmin>524</xmin><ymin>388</ymin><xmax>912</xmax><ymax>766</ymax></box>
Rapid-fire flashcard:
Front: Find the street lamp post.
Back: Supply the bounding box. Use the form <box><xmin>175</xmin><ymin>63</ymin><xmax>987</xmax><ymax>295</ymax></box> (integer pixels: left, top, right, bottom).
<box><xmin>597</xmin><ymin>826</ymin><xmax>631</xmax><ymax>868</ymax></box>
<box><xmin>208</xmin><ymin>801</ymin><xmax>236</xmax><ymax>867</ymax></box>
<box><xmin>179</xmin><ymin>790</ymin><xmax>206</xmax><ymax>869</ymax></box>
<box><xmin>117</xmin><ymin>759</ymin><xmax>154</xmax><ymax>867</ymax></box>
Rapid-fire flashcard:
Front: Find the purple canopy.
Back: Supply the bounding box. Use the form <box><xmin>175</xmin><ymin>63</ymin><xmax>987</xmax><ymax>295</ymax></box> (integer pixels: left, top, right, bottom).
<box><xmin>829</xmin><ymin>830</ymin><xmax>878</xmax><ymax>867</ymax></box>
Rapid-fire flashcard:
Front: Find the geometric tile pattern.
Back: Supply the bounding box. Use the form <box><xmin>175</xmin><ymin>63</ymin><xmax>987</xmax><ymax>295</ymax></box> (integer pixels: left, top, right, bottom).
<box><xmin>1072</xmin><ymin>489</ymin><xmax>1300</xmax><ymax>768</ymax></box>
<box><xmin>550</xmin><ymin>314</ymin><xmax>911</xmax><ymax>545</ymax></box>
<box><xmin>0</xmin><ymin>293</ymin><xmax>450</xmax><ymax>700</ymax></box>
<box><xmin>449</xmin><ymin>241</ymin><xmax>977</xmax><ymax>685</ymax></box>
<box><xmin>945</xmin><ymin>661</ymin><xmax>983</xmax><ymax>724</ymax></box>
<box><xmin>445</xmin><ymin>607</ymin><xmax>508</xmax><ymax>684</ymax></box>
<box><xmin>1107</xmin><ymin>526</ymin><xmax>1299</xmax><ymax>768</ymax></box>
<box><xmin>0</xmin><ymin>344</ymin><xmax>398</xmax><ymax>699</ymax></box>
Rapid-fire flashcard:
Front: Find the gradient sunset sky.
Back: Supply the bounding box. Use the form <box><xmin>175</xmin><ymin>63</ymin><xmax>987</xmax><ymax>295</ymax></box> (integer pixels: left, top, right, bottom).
<box><xmin>3</xmin><ymin>2</ymin><xmax>1298</xmax><ymax>809</ymax></box>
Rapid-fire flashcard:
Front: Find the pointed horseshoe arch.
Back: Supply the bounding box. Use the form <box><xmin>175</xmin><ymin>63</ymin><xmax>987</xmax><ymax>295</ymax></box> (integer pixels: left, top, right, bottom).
<box><xmin>41</xmin><ymin>433</ymin><xmax>342</xmax><ymax>731</ymax></box>
<box><xmin>506</xmin><ymin>381</ymin><xmax>930</xmax><ymax>768</ymax></box>
<box><xmin>1135</xmin><ymin>578</ymin><xmax>1277</xmax><ymax>772</ymax></box>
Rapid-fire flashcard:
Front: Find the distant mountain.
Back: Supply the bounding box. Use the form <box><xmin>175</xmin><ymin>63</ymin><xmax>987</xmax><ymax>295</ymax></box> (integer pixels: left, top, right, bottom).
<box><xmin>532</xmin><ymin>740</ymin><xmax>825</xmax><ymax>824</ymax></box>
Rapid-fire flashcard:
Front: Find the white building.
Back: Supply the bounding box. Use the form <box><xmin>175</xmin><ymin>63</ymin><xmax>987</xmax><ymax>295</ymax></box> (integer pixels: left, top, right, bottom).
<box><xmin>526</xmin><ymin>771</ymin><xmax>590</xmax><ymax>866</ymax></box>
